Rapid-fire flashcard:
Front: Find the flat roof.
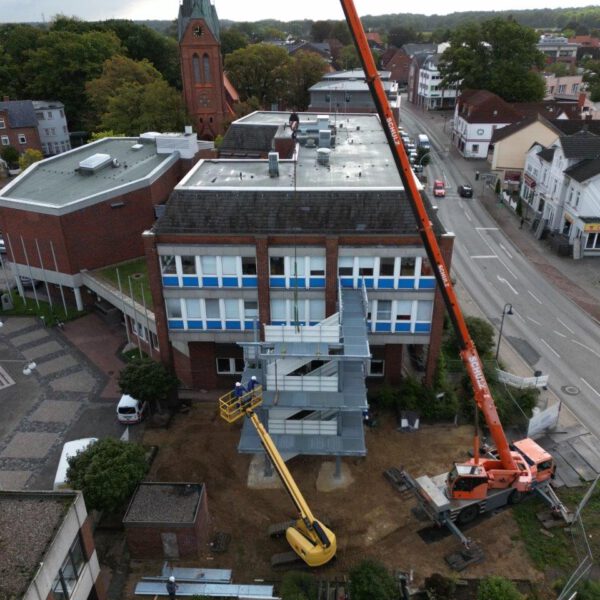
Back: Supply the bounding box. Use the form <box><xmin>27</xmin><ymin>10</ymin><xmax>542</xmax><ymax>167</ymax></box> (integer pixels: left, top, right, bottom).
<box><xmin>0</xmin><ymin>137</ymin><xmax>178</xmax><ymax>216</ymax></box>
<box><xmin>181</xmin><ymin>113</ymin><xmax>405</xmax><ymax>191</ymax></box>
<box><xmin>123</xmin><ymin>482</ymin><xmax>203</xmax><ymax>525</ymax></box>
<box><xmin>309</xmin><ymin>80</ymin><xmax>396</xmax><ymax>93</ymax></box>
<box><xmin>323</xmin><ymin>69</ymin><xmax>391</xmax><ymax>80</ymax></box>
<box><xmin>0</xmin><ymin>491</ymin><xmax>75</xmax><ymax>599</ymax></box>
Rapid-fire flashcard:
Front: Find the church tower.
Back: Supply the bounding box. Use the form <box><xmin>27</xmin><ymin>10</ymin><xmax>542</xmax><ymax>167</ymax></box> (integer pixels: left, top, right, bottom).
<box><xmin>178</xmin><ymin>0</ymin><xmax>229</xmax><ymax>139</ymax></box>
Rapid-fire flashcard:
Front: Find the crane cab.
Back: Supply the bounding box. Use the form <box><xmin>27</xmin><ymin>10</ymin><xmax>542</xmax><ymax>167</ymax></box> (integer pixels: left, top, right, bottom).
<box><xmin>512</xmin><ymin>438</ymin><xmax>555</xmax><ymax>484</ymax></box>
<box><xmin>447</xmin><ymin>464</ymin><xmax>489</xmax><ymax>500</ymax></box>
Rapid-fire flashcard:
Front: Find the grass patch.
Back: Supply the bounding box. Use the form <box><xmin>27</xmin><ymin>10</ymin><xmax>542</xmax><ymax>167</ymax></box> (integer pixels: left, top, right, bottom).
<box><xmin>95</xmin><ymin>258</ymin><xmax>153</xmax><ymax>311</ymax></box>
<box><xmin>0</xmin><ymin>293</ymin><xmax>83</xmax><ymax>325</ymax></box>
<box><xmin>513</xmin><ymin>484</ymin><xmax>600</xmax><ymax>574</ymax></box>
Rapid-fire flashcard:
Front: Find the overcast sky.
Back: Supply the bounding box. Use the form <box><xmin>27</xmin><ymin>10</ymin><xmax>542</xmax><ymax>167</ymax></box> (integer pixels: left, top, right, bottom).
<box><xmin>1</xmin><ymin>0</ymin><xmax>595</xmax><ymax>23</ymax></box>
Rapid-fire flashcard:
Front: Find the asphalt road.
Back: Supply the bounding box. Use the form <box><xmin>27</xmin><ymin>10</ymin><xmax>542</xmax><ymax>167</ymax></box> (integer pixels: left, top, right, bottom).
<box><xmin>400</xmin><ymin>102</ymin><xmax>600</xmax><ymax>438</ymax></box>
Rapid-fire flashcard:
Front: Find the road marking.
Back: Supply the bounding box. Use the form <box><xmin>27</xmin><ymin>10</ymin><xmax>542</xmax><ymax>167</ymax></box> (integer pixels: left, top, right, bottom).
<box><xmin>470</xmin><ymin>255</ymin><xmax>497</xmax><ymax>259</ymax></box>
<box><xmin>527</xmin><ymin>316</ymin><xmax>541</xmax><ymax>325</ymax></box>
<box><xmin>499</xmin><ymin>243</ymin><xmax>513</xmax><ymax>259</ymax></box>
<box><xmin>0</xmin><ymin>366</ymin><xmax>15</xmax><ymax>390</ymax></box>
<box><xmin>528</xmin><ymin>290</ymin><xmax>543</xmax><ymax>304</ymax></box>
<box><xmin>475</xmin><ymin>227</ymin><xmax>499</xmax><ymax>231</ymax></box>
<box><xmin>581</xmin><ymin>377</ymin><xmax>600</xmax><ymax>398</ymax></box>
<box><xmin>476</xmin><ymin>229</ymin><xmax>518</xmax><ymax>279</ymax></box>
<box><xmin>553</xmin><ymin>330</ymin><xmax>567</xmax><ymax>338</ymax></box>
<box><xmin>465</xmin><ymin>212</ymin><xmax>472</xmax><ymax>222</ymax></box>
<box><xmin>571</xmin><ymin>339</ymin><xmax>600</xmax><ymax>359</ymax></box>
<box><xmin>515</xmin><ymin>312</ymin><xmax>525</xmax><ymax>323</ymax></box>
<box><xmin>541</xmin><ymin>338</ymin><xmax>560</xmax><ymax>357</ymax></box>
<box><xmin>497</xmin><ymin>275</ymin><xmax>519</xmax><ymax>295</ymax></box>
<box><xmin>557</xmin><ymin>317</ymin><xmax>574</xmax><ymax>334</ymax></box>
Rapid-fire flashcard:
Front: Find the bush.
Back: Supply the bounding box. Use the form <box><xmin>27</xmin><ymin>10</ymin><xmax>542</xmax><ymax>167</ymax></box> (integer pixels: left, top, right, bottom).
<box><xmin>349</xmin><ymin>559</ymin><xmax>397</xmax><ymax>600</ymax></box>
<box><xmin>18</xmin><ymin>148</ymin><xmax>43</xmax><ymax>171</ymax></box>
<box><xmin>477</xmin><ymin>576</ymin><xmax>523</xmax><ymax>600</ymax></box>
<box><xmin>67</xmin><ymin>438</ymin><xmax>148</xmax><ymax>514</ymax></box>
<box><xmin>0</xmin><ymin>145</ymin><xmax>19</xmax><ymax>167</ymax></box>
<box><xmin>280</xmin><ymin>571</ymin><xmax>317</xmax><ymax>600</ymax></box>
<box><xmin>425</xmin><ymin>572</ymin><xmax>456</xmax><ymax>599</ymax></box>
<box><xmin>444</xmin><ymin>316</ymin><xmax>495</xmax><ymax>360</ymax></box>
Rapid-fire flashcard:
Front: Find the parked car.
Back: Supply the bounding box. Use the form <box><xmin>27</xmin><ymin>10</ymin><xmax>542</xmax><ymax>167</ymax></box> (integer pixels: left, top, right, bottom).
<box><xmin>412</xmin><ymin>164</ymin><xmax>424</xmax><ymax>174</ymax></box>
<box><xmin>116</xmin><ymin>394</ymin><xmax>148</xmax><ymax>424</ymax></box>
<box><xmin>433</xmin><ymin>180</ymin><xmax>446</xmax><ymax>197</ymax></box>
<box><xmin>0</xmin><ymin>236</ymin><xmax>5</xmax><ymax>254</ymax></box>
<box><xmin>53</xmin><ymin>438</ymin><xmax>98</xmax><ymax>490</ymax></box>
<box><xmin>458</xmin><ymin>184</ymin><xmax>473</xmax><ymax>198</ymax></box>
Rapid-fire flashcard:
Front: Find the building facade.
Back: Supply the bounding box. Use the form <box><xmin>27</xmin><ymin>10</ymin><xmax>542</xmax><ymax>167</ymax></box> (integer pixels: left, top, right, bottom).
<box><xmin>0</xmin><ymin>98</ymin><xmax>43</xmax><ymax>156</ymax></box>
<box><xmin>178</xmin><ymin>0</ymin><xmax>230</xmax><ymax>139</ymax></box>
<box><xmin>415</xmin><ymin>53</ymin><xmax>458</xmax><ymax>110</ymax></box>
<box><xmin>0</xmin><ymin>490</ymin><xmax>106</xmax><ymax>600</ymax></box>
<box><xmin>537</xmin><ymin>35</ymin><xmax>578</xmax><ymax>66</ymax></box>
<box><xmin>33</xmin><ymin>100</ymin><xmax>71</xmax><ymax>156</ymax></box>
<box><xmin>143</xmin><ymin>111</ymin><xmax>453</xmax><ymax>392</ymax></box>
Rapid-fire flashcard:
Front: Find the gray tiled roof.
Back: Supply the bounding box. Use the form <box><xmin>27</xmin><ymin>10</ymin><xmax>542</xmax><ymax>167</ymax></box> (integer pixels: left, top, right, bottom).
<box><xmin>219</xmin><ymin>123</ymin><xmax>278</xmax><ymax>156</ymax></box>
<box><xmin>538</xmin><ymin>147</ymin><xmax>555</xmax><ymax>162</ymax></box>
<box><xmin>560</xmin><ymin>130</ymin><xmax>600</xmax><ymax>159</ymax></box>
<box><xmin>550</xmin><ymin>120</ymin><xmax>600</xmax><ymax>136</ymax></box>
<box><xmin>0</xmin><ymin>100</ymin><xmax>37</xmax><ymax>128</ymax></box>
<box><xmin>564</xmin><ymin>158</ymin><xmax>600</xmax><ymax>183</ymax></box>
<box><xmin>154</xmin><ymin>188</ymin><xmax>444</xmax><ymax>236</ymax></box>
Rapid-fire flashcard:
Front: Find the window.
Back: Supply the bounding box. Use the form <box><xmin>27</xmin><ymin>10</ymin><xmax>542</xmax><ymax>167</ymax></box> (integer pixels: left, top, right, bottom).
<box><xmin>193</xmin><ymin>53</ymin><xmax>201</xmax><ymax>82</ymax></box>
<box><xmin>52</xmin><ymin>535</ymin><xmax>86</xmax><ymax>599</ymax></box>
<box><xmin>309</xmin><ymin>299</ymin><xmax>325</xmax><ymax>321</ymax></box>
<box><xmin>574</xmin><ymin>191</ymin><xmax>580</xmax><ymax>209</ymax></box>
<box><xmin>50</xmin><ymin>128</ymin><xmax>56</xmax><ymax>135</ymax></box>
<box><xmin>376</xmin><ymin>300</ymin><xmax>392</xmax><ymax>321</ymax></box>
<box><xmin>205</xmin><ymin>299</ymin><xmax>220</xmax><ymax>319</ymax></box>
<box><xmin>244</xmin><ymin>300</ymin><xmax>258</xmax><ymax>319</ymax></box>
<box><xmin>379</xmin><ymin>257</ymin><xmax>395</xmax><ymax>276</ymax></box>
<box><xmin>572</xmin><ymin>83</ymin><xmax>579</xmax><ymax>93</ymax></box>
<box><xmin>242</xmin><ymin>256</ymin><xmax>256</xmax><ymax>275</ymax></box>
<box><xmin>396</xmin><ymin>300</ymin><xmax>412</xmax><ymax>321</ymax></box>
<box><xmin>181</xmin><ymin>255</ymin><xmax>196</xmax><ymax>274</ymax></box>
<box><xmin>338</xmin><ymin>256</ymin><xmax>353</xmax><ymax>276</ymax></box>
<box><xmin>309</xmin><ymin>256</ymin><xmax>325</xmax><ymax>276</ymax></box>
<box><xmin>290</xmin><ymin>256</ymin><xmax>305</xmax><ymax>277</ymax></box>
<box><xmin>558</xmin><ymin>84</ymin><xmax>566</xmax><ymax>94</ymax></box>
<box><xmin>0</xmin><ymin>117</ymin><xmax>5</xmax><ymax>129</ymax></box>
<box><xmin>18</xmin><ymin>134</ymin><xmax>26</xmax><ymax>144</ymax></box>
<box><xmin>1</xmin><ymin>136</ymin><xmax>8</xmax><ymax>146</ymax></box>
<box><xmin>60</xmin><ymin>109</ymin><xmax>65</xmax><ymax>118</ymax></box>
<box><xmin>216</xmin><ymin>358</ymin><xmax>244</xmax><ymax>374</ymax></box>
<box><xmin>471</xmin><ymin>144</ymin><xmax>479</xmax><ymax>153</ymax></box>
<box><xmin>368</xmin><ymin>360</ymin><xmax>385</xmax><ymax>377</ymax></box>
<box><xmin>271</xmin><ymin>299</ymin><xmax>286</xmax><ymax>321</ymax></box>
<box><xmin>224</xmin><ymin>299</ymin><xmax>240</xmax><ymax>320</ymax></box>
<box><xmin>203</xmin><ymin>53</ymin><xmax>211</xmax><ymax>82</ymax></box>
<box><xmin>47</xmin><ymin>111</ymin><xmax>52</xmax><ymax>119</ymax></box>
<box><xmin>185</xmin><ymin>298</ymin><xmax>201</xmax><ymax>319</ymax></box>
<box><xmin>399</xmin><ymin>257</ymin><xmax>415</xmax><ymax>277</ymax></box>
<box><xmin>36</xmin><ymin>112</ymin><xmax>44</xmax><ymax>120</ymax></box>
<box><xmin>358</xmin><ymin>257</ymin><xmax>374</xmax><ymax>277</ymax></box>
<box><xmin>63</xmin><ymin>125</ymin><xmax>68</xmax><ymax>134</ymax></box>
<box><xmin>201</xmin><ymin>256</ymin><xmax>217</xmax><ymax>275</ymax></box>
<box><xmin>586</xmin><ymin>232</ymin><xmax>600</xmax><ymax>249</ymax></box>
<box><xmin>416</xmin><ymin>300</ymin><xmax>433</xmax><ymax>322</ymax></box>
<box><xmin>166</xmin><ymin>299</ymin><xmax>182</xmax><ymax>319</ymax></box>
<box><xmin>160</xmin><ymin>255</ymin><xmax>176</xmax><ymax>274</ymax></box>
<box><xmin>420</xmin><ymin>257</ymin><xmax>433</xmax><ymax>276</ymax></box>
<box><xmin>221</xmin><ymin>256</ymin><xmax>237</xmax><ymax>276</ymax></box>
<box><xmin>562</xmin><ymin>220</ymin><xmax>571</xmax><ymax>235</ymax></box>
<box><xmin>270</xmin><ymin>256</ymin><xmax>285</xmax><ymax>275</ymax></box>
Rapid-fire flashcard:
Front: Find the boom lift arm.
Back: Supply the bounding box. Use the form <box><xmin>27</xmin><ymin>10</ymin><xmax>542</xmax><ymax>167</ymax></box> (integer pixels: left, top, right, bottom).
<box><xmin>219</xmin><ymin>387</ymin><xmax>336</xmax><ymax>567</ymax></box>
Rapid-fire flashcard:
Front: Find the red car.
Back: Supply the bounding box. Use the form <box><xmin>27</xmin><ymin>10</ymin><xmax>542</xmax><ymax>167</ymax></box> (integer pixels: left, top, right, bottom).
<box><xmin>433</xmin><ymin>180</ymin><xmax>446</xmax><ymax>197</ymax></box>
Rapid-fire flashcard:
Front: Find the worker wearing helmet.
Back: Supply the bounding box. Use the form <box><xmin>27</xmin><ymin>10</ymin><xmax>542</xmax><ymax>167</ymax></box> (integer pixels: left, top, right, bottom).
<box><xmin>233</xmin><ymin>381</ymin><xmax>245</xmax><ymax>398</ymax></box>
<box><xmin>246</xmin><ymin>375</ymin><xmax>259</xmax><ymax>393</ymax></box>
<box><xmin>166</xmin><ymin>575</ymin><xmax>179</xmax><ymax>599</ymax></box>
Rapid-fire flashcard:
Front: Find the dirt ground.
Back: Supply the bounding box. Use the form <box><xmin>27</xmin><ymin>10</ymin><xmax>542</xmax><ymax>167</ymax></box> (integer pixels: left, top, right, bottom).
<box><xmin>124</xmin><ymin>404</ymin><xmax>544</xmax><ymax>594</ymax></box>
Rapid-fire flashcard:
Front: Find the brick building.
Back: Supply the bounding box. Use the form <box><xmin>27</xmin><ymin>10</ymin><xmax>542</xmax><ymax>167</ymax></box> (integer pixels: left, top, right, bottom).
<box><xmin>0</xmin><ymin>490</ymin><xmax>106</xmax><ymax>600</ymax></box>
<box><xmin>0</xmin><ymin>98</ymin><xmax>43</xmax><ymax>156</ymax></box>
<box><xmin>143</xmin><ymin>111</ymin><xmax>453</xmax><ymax>391</ymax></box>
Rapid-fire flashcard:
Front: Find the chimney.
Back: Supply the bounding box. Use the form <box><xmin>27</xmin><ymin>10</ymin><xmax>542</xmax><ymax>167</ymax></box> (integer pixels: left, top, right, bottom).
<box><xmin>268</xmin><ymin>151</ymin><xmax>279</xmax><ymax>177</ymax></box>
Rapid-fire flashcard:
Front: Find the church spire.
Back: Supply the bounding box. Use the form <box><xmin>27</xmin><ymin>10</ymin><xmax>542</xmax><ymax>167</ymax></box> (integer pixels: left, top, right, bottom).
<box><xmin>178</xmin><ymin>0</ymin><xmax>220</xmax><ymax>42</ymax></box>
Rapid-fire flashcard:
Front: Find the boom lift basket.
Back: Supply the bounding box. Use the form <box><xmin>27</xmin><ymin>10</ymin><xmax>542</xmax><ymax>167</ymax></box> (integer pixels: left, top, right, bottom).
<box><xmin>219</xmin><ymin>386</ymin><xmax>263</xmax><ymax>423</ymax></box>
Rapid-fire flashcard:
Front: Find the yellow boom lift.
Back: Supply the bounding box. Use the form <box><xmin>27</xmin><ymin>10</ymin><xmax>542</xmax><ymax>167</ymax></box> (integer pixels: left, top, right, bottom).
<box><xmin>219</xmin><ymin>385</ymin><xmax>337</xmax><ymax>567</ymax></box>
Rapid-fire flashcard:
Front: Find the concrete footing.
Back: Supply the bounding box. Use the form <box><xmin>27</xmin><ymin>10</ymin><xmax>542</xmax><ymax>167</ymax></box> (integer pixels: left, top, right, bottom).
<box><xmin>316</xmin><ymin>461</ymin><xmax>354</xmax><ymax>492</ymax></box>
<box><xmin>246</xmin><ymin>454</ymin><xmax>282</xmax><ymax>489</ymax></box>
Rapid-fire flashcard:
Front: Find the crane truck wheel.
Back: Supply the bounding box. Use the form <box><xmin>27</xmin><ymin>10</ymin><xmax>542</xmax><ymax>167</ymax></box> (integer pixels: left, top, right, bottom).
<box><xmin>508</xmin><ymin>490</ymin><xmax>526</xmax><ymax>505</ymax></box>
<box><xmin>457</xmin><ymin>505</ymin><xmax>479</xmax><ymax>525</ymax></box>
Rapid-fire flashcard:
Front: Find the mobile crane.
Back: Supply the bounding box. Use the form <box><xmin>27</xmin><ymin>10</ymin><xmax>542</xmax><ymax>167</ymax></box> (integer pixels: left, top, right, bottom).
<box><xmin>219</xmin><ymin>385</ymin><xmax>336</xmax><ymax>567</ymax></box>
<box><xmin>339</xmin><ymin>0</ymin><xmax>569</xmax><ymax>546</ymax></box>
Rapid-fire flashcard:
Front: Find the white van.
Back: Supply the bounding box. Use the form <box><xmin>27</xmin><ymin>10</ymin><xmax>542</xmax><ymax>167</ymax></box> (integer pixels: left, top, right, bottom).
<box><xmin>417</xmin><ymin>134</ymin><xmax>430</xmax><ymax>151</ymax></box>
<box><xmin>53</xmin><ymin>438</ymin><xmax>98</xmax><ymax>491</ymax></box>
<box><xmin>116</xmin><ymin>394</ymin><xmax>147</xmax><ymax>424</ymax></box>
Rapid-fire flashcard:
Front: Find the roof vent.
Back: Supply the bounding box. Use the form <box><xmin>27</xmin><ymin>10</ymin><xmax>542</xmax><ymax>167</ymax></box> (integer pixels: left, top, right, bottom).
<box><xmin>111</xmin><ymin>158</ymin><xmax>120</xmax><ymax>168</ymax></box>
<box><xmin>268</xmin><ymin>151</ymin><xmax>279</xmax><ymax>177</ymax></box>
<box><xmin>305</xmin><ymin>137</ymin><xmax>317</xmax><ymax>148</ymax></box>
<box><xmin>317</xmin><ymin>148</ymin><xmax>331</xmax><ymax>166</ymax></box>
<box><xmin>78</xmin><ymin>153</ymin><xmax>112</xmax><ymax>174</ymax></box>
<box><xmin>319</xmin><ymin>129</ymin><xmax>331</xmax><ymax>148</ymax></box>
<box><xmin>131</xmin><ymin>143</ymin><xmax>144</xmax><ymax>151</ymax></box>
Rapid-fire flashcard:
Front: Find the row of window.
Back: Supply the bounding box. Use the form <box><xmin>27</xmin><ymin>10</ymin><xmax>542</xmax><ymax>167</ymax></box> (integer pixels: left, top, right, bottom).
<box><xmin>368</xmin><ymin>299</ymin><xmax>433</xmax><ymax>333</ymax></box>
<box><xmin>36</xmin><ymin>109</ymin><xmax>65</xmax><ymax>120</ymax></box>
<box><xmin>43</xmin><ymin>126</ymin><xmax>68</xmax><ymax>136</ymax></box>
<box><xmin>160</xmin><ymin>254</ymin><xmax>435</xmax><ymax>291</ymax></box>
<box><xmin>166</xmin><ymin>297</ymin><xmax>259</xmax><ymax>330</ymax></box>
<box><xmin>43</xmin><ymin>140</ymin><xmax>71</xmax><ymax>155</ymax></box>
<box><xmin>52</xmin><ymin>535</ymin><xmax>86</xmax><ymax>599</ymax></box>
<box><xmin>1</xmin><ymin>134</ymin><xmax>27</xmax><ymax>145</ymax></box>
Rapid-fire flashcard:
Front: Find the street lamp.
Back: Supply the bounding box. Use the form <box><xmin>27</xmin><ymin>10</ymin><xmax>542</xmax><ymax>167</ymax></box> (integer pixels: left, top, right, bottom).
<box><xmin>495</xmin><ymin>303</ymin><xmax>513</xmax><ymax>361</ymax></box>
<box><xmin>417</xmin><ymin>152</ymin><xmax>430</xmax><ymax>167</ymax></box>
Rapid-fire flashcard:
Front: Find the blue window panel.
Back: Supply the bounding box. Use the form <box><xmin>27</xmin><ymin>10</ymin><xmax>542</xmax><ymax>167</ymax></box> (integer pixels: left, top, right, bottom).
<box><xmin>242</xmin><ymin>277</ymin><xmax>257</xmax><ymax>287</ymax></box>
<box><xmin>168</xmin><ymin>319</ymin><xmax>184</xmax><ymax>329</ymax></box>
<box><xmin>415</xmin><ymin>323</ymin><xmax>431</xmax><ymax>333</ymax></box>
<box><xmin>206</xmin><ymin>320</ymin><xmax>222</xmax><ymax>330</ymax></box>
<box><xmin>202</xmin><ymin>276</ymin><xmax>219</xmax><ymax>287</ymax></box>
<box><xmin>271</xmin><ymin>320</ymin><xmax>286</xmax><ymax>326</ymax></box>
<box><xmin>398</xmin><ymin>279</ymin><xmax>416</xmax><ymax>289</ymax></box>
<box><xmin>364</xmin><ymin>278</ymin><xmax>374</xmax><ymax>289</ymax></box>
<box><xmin>182</xmin><ymin>276</ymin><xmax>199</xmax><ymax>287</ymax></box>
<box><xmin>162</xmin><ymin>276</ymin><xmax>179</xmax><ymax>287</ymax></box>
<box><xmin>375</xmin><ymin>322</ymin><xmax>391</xmax><ymax>332</ymax></box>
<box><xmin>244</xmin><ymin>321</ymin><xmax>256</xmax><ymax>329</ymax></box>
<box><xmin>395</xmin><ymin>322</ymin><xmax>411</xmax><ymax>332</ymax></box>
<box><xmin>222</xmin><ymin>277</ymin><xmax>239</xmax><ymax>287</ymax></box>
<box><xmin>270</xmin><ymin>277</ymin><xmax>286</xmax><ymax>288</ymax></box>
<box><xmin>309</xmin><ymin>321</ymin><xmax>319</xmax><ymax>326</ymax></box>
<box><xmin>188</xmin><ymin>320</ymin><xmax>204</xmax><ymax>330</ymax></box>
<box><xmin>377</xmin><ymin>278</ymin><xmax>394</xmax><ymax>289</ymax></box>
<box><xmin>290</xmin><ymin>277</ymin><xmax>306</xmax><ymax>288</ymax></box>
<box><xmin>225</xmin><ymin>321</ymin><xmax>241</xmax><ymax>330</ymax></box>
<box><xmin>310</xmin><ymin>278</ymin><xmax>325</xmax><ymax>288</ymax></box>
<box><xmin>418</xmin><ymin>279</ymin><xmax>436</xmax><ymax>289</ymax></box>
<box><xmin>340</xmin><ymin>278</ymin><xmax>354</xmax><ymax>288</ymax></box>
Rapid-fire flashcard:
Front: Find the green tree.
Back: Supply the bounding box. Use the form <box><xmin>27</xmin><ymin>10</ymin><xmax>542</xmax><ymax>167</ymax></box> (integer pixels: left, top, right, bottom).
<box><xmin>0</xmin><ymin>24</ymin><xmax>45</xmax><ymax>95</ymax></box>
<box><xmin>477</xmin><ymin>576</ymin><xmax>523</xmax><ymax>600</ymax></box>
<box><xmin>338</xmin><ymin>44</ymin><xmax>361</xmax><ymax>70</ymax></box>
<box><xmin>221</xmin><ymin>28</ymin><xmax>249</xmax><ymax>56</ymax></box>
<box><xmin>0</xmin><ymin>146</ymin><xmax>19</xmax><ymax>167</ymax></box>
<box><xmin>583</xmin><ymin>59</ymin><xmax>600</xmax><ymax>101</ymax></box>
<box><xmin>349</xmin><ymin>560</ymin><xmax>397</xmax><ymax>600</ymax></box>
<box><xmin>225</xmin><ymin>44</ymin><xmax>292</xmax><ymax>106</ymax></box>
<box><xmin>286</xmin><ymin>52</ymin><xmax>329</xmax><ymax>109</ymax></box>
<box><xmin>445</xmin><ymin>316</ymin><xmax>496</xmax><ymax>359</ymax></box>
<box><xmin>280</xmin><ymin>571</ymin><xmax>317</xmax><ymax>600</ymax></box>
<box><xmin>89</xmin><ymin>130</ymin><xmax>126</xmax><ymax>142</ymax></box>
<box><xmin>118</xmin><ymin>357</ymin><xmax>179</xmax><ymax>412</ymax></box>
<box><xmin>439</xmin><ymin>18</ymin><xmax>546</xmax><ymax>102</ymax></box>
<box><xmin>311</xmin><ymin>20</ymin><xmax>333</xmax><ymax>43</ymax></box>
<box><xmin>66</xmin><ymin>438</ymin><xmax>148</xmax><ymax>514</ymax></box>
<box><xmin>330</xmin><ymin>21</ymin><xmax>352</xmax><ymax>46</ymax></box>
<box><xmin>18</xmin><ymin>149</ymin><xmax>44</xmax><ymax>171</ymax></box>
<box><xmin>388</xmin><ymin>25</ymin><xmax>421</xmax><ymax>48</ymax></box>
